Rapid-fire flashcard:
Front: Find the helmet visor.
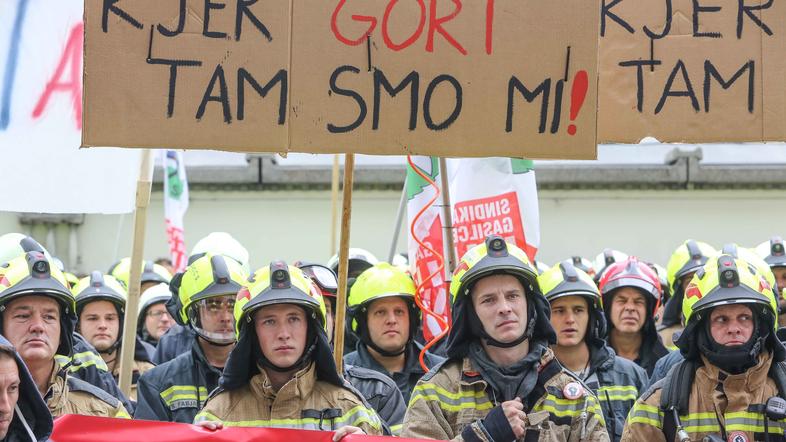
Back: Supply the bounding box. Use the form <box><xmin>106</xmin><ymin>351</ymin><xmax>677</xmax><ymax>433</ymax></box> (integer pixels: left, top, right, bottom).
<box><xmin>301</xmin><ymin>265</ymin><xmax>338</xmax><ymax>293</ymax></box>
<box><xmin>187</xmin><ymin>297</ymin><xmax>237</xmax><ymax>345</ymax></box>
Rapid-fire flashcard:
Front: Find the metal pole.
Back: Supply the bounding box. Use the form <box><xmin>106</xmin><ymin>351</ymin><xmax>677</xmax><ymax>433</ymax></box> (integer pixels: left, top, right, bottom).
<box><xmin>387</xmin><ymin>178</ymin><xmax>407</xmax><ymax>263</ymax></box>
<box><xmin>333</xmin><ymin>153</ymin><xmax>355</xmax><ymax>374</ymax></box>
<box><xmin>117</xmin><ymin>149</ymin><xmax>153</xmax><ymax>396</ymax></box>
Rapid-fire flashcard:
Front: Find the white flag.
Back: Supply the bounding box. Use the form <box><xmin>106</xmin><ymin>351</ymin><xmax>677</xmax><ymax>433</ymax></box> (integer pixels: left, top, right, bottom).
<box><xmin>163</xmin><ymin>150</ymin><xmax>189</xmax><ymax>272</ymax></box>
<box><xmin>407</xmin><ymin>157</ymin><xmax>541</xmax><ymax>342</ymax></box>
<box><xmin>0</xmin><ymin>0</ymin><xmax>140</xmax><ymax>214</ymax></box>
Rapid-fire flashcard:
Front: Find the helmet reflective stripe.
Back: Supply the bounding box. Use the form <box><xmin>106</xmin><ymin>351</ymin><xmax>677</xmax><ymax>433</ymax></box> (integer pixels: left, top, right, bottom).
<box><xmin>681</xmin><ymin>254</ymin><xmax>777</xmax><ymax>328</ymax></box>
<box><xmin>666</xmin><ymin>240</ymin><xmax>718</xmax><ymax>292</ymax></box>
<box><xmin>235</xmin><ymin>262</ymin><xmax>326</xmax><ymax>337</ymax></box>
<box><xmin>178</xmin><ymin>254</ymin><xmax>248</xmax><ymax>324</ymax></box>
<box><xmin>538</xmin><ymin>261</ymin><xmax>600</xmax><ymax>305</ymax></box>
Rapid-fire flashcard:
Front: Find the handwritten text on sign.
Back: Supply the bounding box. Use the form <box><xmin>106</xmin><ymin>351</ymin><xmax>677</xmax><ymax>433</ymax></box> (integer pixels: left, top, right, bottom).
<box><xmin>597</xmin><ymin>0</ymin><xmax>786</xmax><ymax>143</ymax></box>
<box><xmin>83</xmin><ymin>0</ymin><xmax>600</xmax><ymax>159</ymax></box>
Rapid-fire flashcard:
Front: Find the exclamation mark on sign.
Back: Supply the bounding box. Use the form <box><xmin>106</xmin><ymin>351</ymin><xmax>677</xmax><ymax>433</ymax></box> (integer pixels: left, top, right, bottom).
<box><xmin>567</xmin><ymin>70</ymin><xmax>588</xmax><ymax>136</ymax></box>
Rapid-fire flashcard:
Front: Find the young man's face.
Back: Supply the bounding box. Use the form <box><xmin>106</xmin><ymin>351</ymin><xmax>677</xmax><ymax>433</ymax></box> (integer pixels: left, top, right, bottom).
<box><xmin>709</xmin><ymin>304</ymin><xmax>755</xmax><ymax>346</ymax></box>
<box><xmin>0</xmin><ymin>354</ymin><xmax>19</xmax><ymax>440</ymax></box>
<box><xmin>550</xmin><ymin>296</ymin><xmax>589</xmax><ymax>347</ymax></box>
<box><xmin>144</xmin><ymin>302</ymin><xmax>174</xmax><ymax>341</ymax></box>
<box><xmin>79</xmin><ymin>300</ymin><xmax>120</xmax><ymax>352</ymax></box>
<box><xmin>255</xmin><ymin>304</ymin><xmax>308</xmax><ymax>369</ymax></box>
<box><xmin>609</xmin><ymin>287</ymin><xmax>647</xmax><ymax>334</ymax></box>
<box><xmin>471</xmin><ymin>274</ymin><xmax>528</xmax><ymax>344</ymax></box>
<box><xmin>366</xmin><ymin>297</ymin><xmax>410</xmax><ymax>354</ymax></box>
<box><xmin>2</xmin><ymin>296</ymin><xmax>61</xmax><ymax>365</ymax></box>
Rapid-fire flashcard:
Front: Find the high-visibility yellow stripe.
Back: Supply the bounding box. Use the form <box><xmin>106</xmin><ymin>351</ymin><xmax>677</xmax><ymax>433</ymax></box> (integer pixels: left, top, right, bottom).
<box><xmin>159</xmin><ymin>385</ymin><xmax>209</xmax><ymax>407</ymax></box>
<box><xmin>195</xmin><ymin>405</ymin><xmax>382</xmax><ymax>431</ymax></box>
<box><xmin>597</xmin><ymin>385</ymin><xmax>639</xmax><ymax>402</ymax></box>
<box><xmin>409</xmin><ymin>383</ymin><xmax>493</xmax><ymax>412</ymax></box>
<box><xmin>389</xmin><ymin>423</ymin><xmax>402</xmax><ymax>435</ymax></box>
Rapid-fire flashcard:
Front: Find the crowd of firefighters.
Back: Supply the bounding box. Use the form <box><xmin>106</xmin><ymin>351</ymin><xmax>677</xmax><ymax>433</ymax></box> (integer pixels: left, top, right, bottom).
<box><xmin>0</xmin><ymin>230</ymin><xmax>782</xmax><ymax>442</ymax></box>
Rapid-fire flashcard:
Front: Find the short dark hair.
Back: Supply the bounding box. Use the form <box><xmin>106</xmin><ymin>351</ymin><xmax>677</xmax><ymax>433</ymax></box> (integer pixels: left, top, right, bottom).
<box><xmin>0</xmin><ymin>344</ymin><xmax>16</xmax><ymax>362</ymax></box>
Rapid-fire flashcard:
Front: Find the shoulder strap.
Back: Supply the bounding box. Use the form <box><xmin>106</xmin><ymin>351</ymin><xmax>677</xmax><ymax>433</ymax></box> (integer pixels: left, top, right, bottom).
<box><xmin>65</xmin><ymin>376</ymin><xmax>121</xmax><ymax>408</ymax></box>
<box><xmin>768</xmin><ymin>361</ymin><xmax>786</xmax><ymax>398</ymax></box>
<box><xmin>524</xmin><ymin>359</ymin><xmax>562</xmax><ymax>411</ymax></box>
<box><xmin>659</xmin><ymin>359</ymin><xmax>696</xmax><ymax>442</ymax></box>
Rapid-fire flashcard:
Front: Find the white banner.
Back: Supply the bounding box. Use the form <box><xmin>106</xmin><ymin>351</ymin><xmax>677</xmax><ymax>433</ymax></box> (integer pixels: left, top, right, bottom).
<box><xmin>0</xmin><ymin>0</ymin><xmax>139</xmax><ymax>214</ymax></box>
<box><xmin>407</xmin><ymin>157</ymin><xmax>541</xmax><ymax>341</ymax></box>
<box><xmin>163</xmin><ymin>150</ymin><xmax>189</xmax><ymax>272</ymax></box>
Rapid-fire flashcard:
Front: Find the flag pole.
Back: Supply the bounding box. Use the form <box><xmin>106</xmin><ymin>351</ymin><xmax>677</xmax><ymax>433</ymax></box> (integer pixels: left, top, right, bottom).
<box><xmin>333</xmin><ymin>153</ymin><xmax>355</xmax><ymax>374</ymax></box>
<box><xmin>118</xmin><ymin>149</ymin><xmax>153</xmax><ymax>396</ymax></box>
<box><xmin>387</xmin><ymin>178</ymin><xmax>407</xmax><ymax>263</ymax></box>
<box><xmin>330</xmin><ymin>154</ymin><xmax>341</xmax><ymax>255</ymax></box>
<box><xmin>438</xmin><ymin>158</ymin><xmax>457</xmax><ymax>275</ymax></box>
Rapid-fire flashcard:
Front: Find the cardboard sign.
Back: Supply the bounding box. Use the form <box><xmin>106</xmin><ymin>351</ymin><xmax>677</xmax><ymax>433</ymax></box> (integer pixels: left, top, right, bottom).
<box><xmin>598</xmin><ymin>0</ymin><xmax>786</xmax><ymax>143</ymax></box>
<box><xmin>83</xmin><ymin>0</ymin><xmax>600</xmax><ymax>160</ymax></box>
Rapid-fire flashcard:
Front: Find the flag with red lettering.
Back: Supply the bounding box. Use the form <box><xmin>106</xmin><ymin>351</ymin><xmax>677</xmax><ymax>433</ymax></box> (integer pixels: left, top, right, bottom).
<box><xmin>407</xmin><ymin>157</ymin><xmax>540</xmax><ymax>343</ymax></box>
<box><xmin>163</xmin><ymin>150</ymin><xmax>189</xmax><ymax>272</ymax></box>
<box><xmin>0</xmin><ymin>0</ymin><xmax>140</xmax><ymax>213</ymax></box>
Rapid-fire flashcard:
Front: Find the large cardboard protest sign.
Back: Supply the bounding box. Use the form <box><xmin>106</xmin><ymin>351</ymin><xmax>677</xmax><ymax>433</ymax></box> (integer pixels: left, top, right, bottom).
<box><xmin>598</xmin><ymin>0</ymin><xmax>786</xmax><ymax>143</ymax></box>
<box><xmin>82</xmin><ymin>0</ymin><xmax>290</xmax><ymax>151</ymax></box>
<box><xmin>83</xmin><ymin>0</ymin><xmax>600</xmax><ymax>159</ymax></box>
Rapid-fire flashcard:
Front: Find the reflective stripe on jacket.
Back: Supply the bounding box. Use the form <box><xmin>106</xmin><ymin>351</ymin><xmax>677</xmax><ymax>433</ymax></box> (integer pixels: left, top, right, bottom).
<box><xmin>402</xmin><ymin>347</ymin><xmax>609</xmax><ymax>442</ymax></box>
<box><xmin>134</xmin><ymin>340</ymin><xmax>221</xmax><ymax>423</ymax></box>
<box><xmin>622</xmin><ymin>352</ymin><xmax>785</xmax><ymax>442</ymax></box>
<box><xmin>194</xmin><ymin>362</ymin><xmax>384</xmax><ymax>435</ymax></box>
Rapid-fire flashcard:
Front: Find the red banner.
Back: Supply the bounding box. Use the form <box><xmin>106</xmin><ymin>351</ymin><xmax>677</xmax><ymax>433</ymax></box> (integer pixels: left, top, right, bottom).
<box><xmin>52</xmin><ymin>415</ymin><xmax>434</xmax><ymax>442</ymax></box>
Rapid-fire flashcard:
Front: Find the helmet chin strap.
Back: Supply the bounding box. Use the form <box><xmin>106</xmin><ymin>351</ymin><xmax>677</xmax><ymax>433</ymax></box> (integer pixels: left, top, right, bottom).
<box><xmin>97</xmin><ymin>340</ymin><xmax>121</xmax><ymax>355</ymax></box>
<box><xmin>365</xmin><ymin>338</ymin><xmax>407</xmax><ymax>357</ymax></box>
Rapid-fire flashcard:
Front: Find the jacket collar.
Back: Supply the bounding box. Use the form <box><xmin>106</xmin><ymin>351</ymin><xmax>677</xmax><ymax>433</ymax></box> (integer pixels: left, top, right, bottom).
<box><xmin>251</xmin><ymin>362</ymin><xmax>317</xmax><ymax>401</ymax></box>
<box><xmin>699</xmin><ymin>350</ymin><xmax>772</xmax><ymax>392</ymax></box>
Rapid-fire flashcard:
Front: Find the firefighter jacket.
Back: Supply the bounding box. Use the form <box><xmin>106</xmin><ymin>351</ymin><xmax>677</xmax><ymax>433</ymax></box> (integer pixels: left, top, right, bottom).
<box><xmin>656</xmin><ymin>323</ymin><xmax>682</xmax><ymax>352</ymax></box>
<box><xmin>58</xmin><ymin>333</ymin><xmax>135</xmax><ymax>414</ymax></box>
<box><xmin>623</xmin><ymin>351</ymin><xmax>786</xmax><ymax>442</ymax></box>
<box><xmin>581</xmin><ymin>343</ymin><xmax>648</xmax><ymax>442</ymax></box>
<box><xmin>401</xmin><ymin>347</ymin><xmax>609</xmax><ymax>442</ymax></box>
<box><xmin>193</xmin><ymin>362</ymin><xmax>385</xmax><ymax>435</ymax></box>
<box><xmin>45</xmin><ymin>360</ymin><xmax>130</xmax><ymax>419</ymax></box>
<box><xmin>133</xmin><ymin>340</ymin><xmax>222</xmax><ymax>423</ymax></box>
<box><xmin>344</xmin><ymin>363</ymin><xmax>406</xmax><ymax>435</ymax></box>
<box><xmin>151</xmin><ymin>325</ymin><xmax>195</xmax><ymax>365</ymax></box>
<box><xmin>344</xmin><ymin>340</ymin><xmax>445</xmax><ymax>404</ymax></box>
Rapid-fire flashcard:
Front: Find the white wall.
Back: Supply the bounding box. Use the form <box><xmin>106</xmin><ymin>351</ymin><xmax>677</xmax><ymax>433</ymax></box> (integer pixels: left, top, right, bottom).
<box><xmin>3</xmin><ymin>187</ymin><xmax>783</xmax><ymax>274</ymax></box>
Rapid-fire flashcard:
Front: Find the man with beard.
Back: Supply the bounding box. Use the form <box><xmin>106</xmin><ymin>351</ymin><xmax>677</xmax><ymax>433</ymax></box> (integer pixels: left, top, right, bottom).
<box><xmin>402</xmin><ymin>236</ymin><xmax>608</xmax><ymax>442</ymax></box>
<box><xmin>539</xmin><ymin>261</ymin><xmax>647</xmax><ymax>442</ymax></box>
<box><xmin>344</xmin><ymin>262</ymin><xmax>444</xmax><ymax>403</ymax></box>
<box><xmin>623</xmin><ymin>254</ymin><xmax>786</xmax><ymax>441</ymax></box>
<box><xmin>598</xmin><ymin>257</ymin><xmax>667</xmax><ymax>376</ymax></box>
